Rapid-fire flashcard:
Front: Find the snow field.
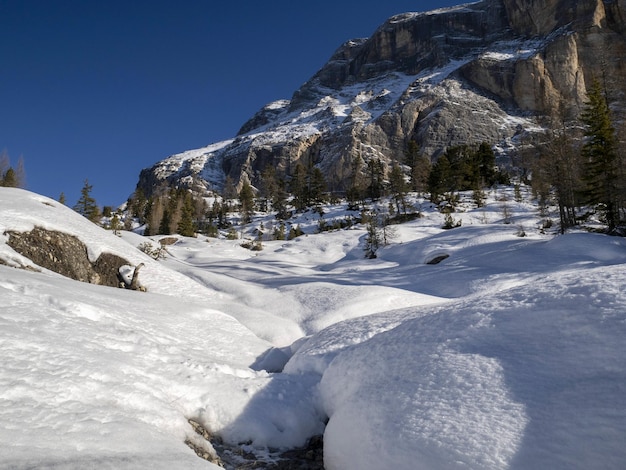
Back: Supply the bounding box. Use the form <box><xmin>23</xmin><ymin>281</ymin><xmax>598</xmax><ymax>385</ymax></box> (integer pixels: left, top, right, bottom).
<box><xmin>1</xmin><ymin>188</ymin><xmax>626</xmax><ymax>469</ymax></box>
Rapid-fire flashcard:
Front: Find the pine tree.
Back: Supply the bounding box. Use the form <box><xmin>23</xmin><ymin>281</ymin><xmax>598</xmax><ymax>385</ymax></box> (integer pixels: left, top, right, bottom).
<box><xmin>309</xmin><ymin>167</ymin><xmax>327</xmax><ymax>206</ymax></box>
<box><xmin>347</xmin><ymin>155</ymin><xmax>366</xmax><ymax>209</ymax></box>
<box><xmin>110</xmin><ymin>213</ymin><xmax>122</xmax><ymax>235</ymax></box>
<box><xmin>363</xmin><ymin>213</ymin><xmax>381</xmax><ymax>259</ymax></box>
<box><xmin>2</xmin><ymin>168</ymin><xmax>17</xmax><ymax>187</ymax></box>
<box><xmin>580</xmin><ymin>79</ymin><xmax>621</xmax><ymax>231</ymax></box>
<box><xmin>475</xmin><ymin>142</ymin><xmax>497</xmax><ymax>187</ymax></box>
<box><xmin>239</xmin><ymin>180</ymin><xmax>255</xmax><ymax>223</ymax></box>
<box><xmin>366</xmin><ymin>158</ymin><xmax>385</xmax><ymax>201</ymax></box>
<box><xmin>405</xmin><ymin>140</ymin><xmax>431</xmax><ymax>193</ymax></box>
<box><xmin>73</xmin><ymin>179</ymin><xmax>100</xmax><ymax>223</ymax></box>
<box><xmin>128</xmin><ymin>188</ymin><xmax>148</xmax><ymax>223</ymax></box>
<box><xmin>290</xmin><ymin>163</ymin><xmax>309</xmax><ymax>211</ymax></box>
<box><xmin>177</xmin><ymin>193</ymin><xmax>196</xmax><ymax>236</ymax></box>
<box><xmin>388</xmin><ymin>163</ymin><xmax>408</xmax><ymax>215</ymax></box>
<box><xmin>158</xmin><ymin>207</ymin><xmax>171</xmax><ymax>235</ymax></box>
<box><xmin>428</xmin><ymin>155</ymin><xmax>451</xmax><ymax>202</ymax></box>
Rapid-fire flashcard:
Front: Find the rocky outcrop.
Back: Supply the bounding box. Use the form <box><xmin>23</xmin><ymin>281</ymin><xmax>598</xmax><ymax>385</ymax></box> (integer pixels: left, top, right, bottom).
<box><xmin>6</xmin><ymin>227</ymin><xmax>131</xmax><ymax>287</ymax></box>
<box><xmin>501</xmin><ymin>0</ymin><xmax>605</xmax><ymax>36</ymax></box>
<box><xmin>186</xmin><ymin>418</ymin><xmax>324</xmax><ymax>469</ymax></box>
<box><xmin>135</xmin><ymin>0</ymin><xmax>626</xmax><ymax>198</ymax></box>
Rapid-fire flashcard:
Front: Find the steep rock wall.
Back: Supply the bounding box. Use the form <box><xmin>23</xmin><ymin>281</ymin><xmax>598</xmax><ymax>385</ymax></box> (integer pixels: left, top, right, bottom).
<box><xmin>136</xmin><ymin>0</ymin><xmax>626</xmax><ymax>198</ymax></box>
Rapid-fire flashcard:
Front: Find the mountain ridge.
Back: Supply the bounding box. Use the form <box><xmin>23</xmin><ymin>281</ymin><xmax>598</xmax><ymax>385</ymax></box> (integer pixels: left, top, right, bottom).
<box><xmin>135</xmin><ymin>0</ymin><xmax>626</xmax><ymax>198</ymax></box>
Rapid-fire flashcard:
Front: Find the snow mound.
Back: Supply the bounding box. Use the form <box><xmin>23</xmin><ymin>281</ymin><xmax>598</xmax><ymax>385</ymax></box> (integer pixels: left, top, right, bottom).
<box><xmin>291</xmin><ymin>258</ymin><xmax>626</xmax><ymax>469</ymax></box>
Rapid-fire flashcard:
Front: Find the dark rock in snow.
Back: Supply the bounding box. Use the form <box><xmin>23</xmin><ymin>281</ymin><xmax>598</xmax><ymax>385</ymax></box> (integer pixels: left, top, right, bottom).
<box><xmin>6</xmin><ymin>226</ymin><xmax>131</xmax><ymax>287</ymax></box>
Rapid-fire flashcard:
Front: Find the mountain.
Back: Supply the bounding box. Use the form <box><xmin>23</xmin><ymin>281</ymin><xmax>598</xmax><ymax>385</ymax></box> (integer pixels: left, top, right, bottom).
<box><xmin>135</xmin><ymin>0</ymin><xmax>626</xmax><ymax>197</ymax></box>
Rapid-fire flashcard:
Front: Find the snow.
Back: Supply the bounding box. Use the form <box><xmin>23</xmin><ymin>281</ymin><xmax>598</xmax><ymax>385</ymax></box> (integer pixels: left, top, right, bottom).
<box><xmin>1</xmin><ymin>187</ymin><xmax>626</xmax><ymax>469</ymax></box>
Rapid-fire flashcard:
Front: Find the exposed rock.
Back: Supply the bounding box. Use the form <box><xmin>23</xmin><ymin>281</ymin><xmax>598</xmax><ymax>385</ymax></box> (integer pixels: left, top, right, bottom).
<box><xmin>427</xmin><ymin>254</ymin><xmax>450</xmax><ymax>265</ymax></box>
<box><xmin>135</xmin><ymin>0</ymin><xmax>626</xmax><ymax>198</ymax></box>
<box><xmin>186</xmin><ymin>418</ymin><xmax>324</xmax><ymax>470</ymax></box>
<box><xmin>5</xmin><ymin>227</ymin><xmax>131</xmax><ymax>288</ymax></box>
<box><xmin>501</xmin><ymin>0</ymin><xmax>604</xmax><ymax>36</ymax></box>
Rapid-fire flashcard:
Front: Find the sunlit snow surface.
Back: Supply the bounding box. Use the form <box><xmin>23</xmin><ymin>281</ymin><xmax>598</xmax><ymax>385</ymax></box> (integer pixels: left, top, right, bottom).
<box><xmin>1</xmin><ymin>187</ymin><xmax>626</xmax><ymax>469</ymax></box>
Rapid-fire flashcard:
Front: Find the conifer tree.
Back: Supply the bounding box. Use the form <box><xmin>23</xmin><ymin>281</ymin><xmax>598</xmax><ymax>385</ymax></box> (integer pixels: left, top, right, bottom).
<box><xmin>388</xmin><ymin>163</ymin><xmax>408</xmax><ymax>215</ymax></box>
<box><xmin>290</xmin><ymin>163</ymin><xmax>309</xmax><ymax>211</ymax></box>
<box><xmin>73</xmin><ymin>179</ymin><xmax>100</xmax><ymax>222</ymax></box>
<box><xmin>128</xmin><ymin>188</ymin><xmax>148</xmax><ymax>223</ymax></box>
<box><xmin>309</xmin><ymin>167</ymin><xmax>327</xmax><ymax>206</ymax></box>
<box><xmin>475</xmin><ymin>142</ymin><xmax>497</xmax><ymax>187</ymax></box>
<box><xmin>366</xmin><ymin>158</ymin><xmax>385</xmax><ymax>201</ymax></box>
<box><xmin>158</xmin><ymin>207</ymin><xmax>171</xmax><ymax>235</ymax></box>
<box><xmin>177</xmin><ymin>193</ymin><xmax>196</xmax><ymax>236</ymax></box>
<box><xmin>260</xmin><ymin>165</ymin><xmax>289</xmax><ymax>218</ymax></box>
<box><xmin>363</xmin><ymin>213</ymin><xmax>381</xmax><ymax>259</ymax></box>
<box><xmin>428</xmin><ymin>155</ymin><xmax>451</xmax><ymax>202</ymax></box>
<box><xmin>405</xmin><ymin>140</ymin><xmax>431</xmax><ymax>193</ymax></box>
<box><xmin>239</xmin><ymin>180</ymin><xmax>255</xmax><ymax>223</ymax></box>
<box><xmin>347</xmin><ymin>155</ymin><xmax>366</xmax><ymax>209</ymax></box>
<box><xmin>2</xmin><ymin>168</ymin><xmax>17</xmax><ymax>187</ymax></box>
<box><xmin>580</xmin><ymin>79</ymin><xmax>621</xmax><ymax>231</ymax></box>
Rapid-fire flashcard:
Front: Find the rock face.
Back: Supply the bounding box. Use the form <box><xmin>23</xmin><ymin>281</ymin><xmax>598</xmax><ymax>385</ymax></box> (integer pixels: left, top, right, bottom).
<box><xmin>6</xmin><ymin>227</ymin><xmax>130</xmax><ymax>287</ymax></box>
<box><xmin>136</xmin><ymin>0</ymin><xmax>626</xmax><ymax>198</ymax></box>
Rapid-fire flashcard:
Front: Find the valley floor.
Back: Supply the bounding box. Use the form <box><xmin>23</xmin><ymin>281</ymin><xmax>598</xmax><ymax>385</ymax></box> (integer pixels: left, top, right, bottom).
<box><xmin>1</xmin><ymin>187</ymin><xmax>625</xmax><ymax>469</ymax></box>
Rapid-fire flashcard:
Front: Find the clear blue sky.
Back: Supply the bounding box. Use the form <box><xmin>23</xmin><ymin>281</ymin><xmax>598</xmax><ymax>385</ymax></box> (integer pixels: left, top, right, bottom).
<box><xmin>1</xmin><ymin>0</ymin><xmax>460</xmax><ymax>207</ymax></box>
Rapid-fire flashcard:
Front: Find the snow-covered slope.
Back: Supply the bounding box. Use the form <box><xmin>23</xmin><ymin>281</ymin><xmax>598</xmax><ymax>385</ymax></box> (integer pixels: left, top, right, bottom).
<box><xmin>2</xmin><ymin>187</ymin><xmax>626</xmax><ymax>469</ymax></box>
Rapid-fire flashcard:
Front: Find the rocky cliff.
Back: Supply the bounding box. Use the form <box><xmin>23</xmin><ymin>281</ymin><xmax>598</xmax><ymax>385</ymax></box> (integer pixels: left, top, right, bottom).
<box><xmin>136</xmin><ymin>0</ymin><xmax>626</xmax><ymax>197</ymax></box>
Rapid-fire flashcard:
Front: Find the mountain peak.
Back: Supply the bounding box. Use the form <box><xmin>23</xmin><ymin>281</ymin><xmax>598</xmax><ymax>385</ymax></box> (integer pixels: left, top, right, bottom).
<box><xmin>136</xmin><ymin>0</ymin><xmax>626</xmax><ymax>197</ymax></box>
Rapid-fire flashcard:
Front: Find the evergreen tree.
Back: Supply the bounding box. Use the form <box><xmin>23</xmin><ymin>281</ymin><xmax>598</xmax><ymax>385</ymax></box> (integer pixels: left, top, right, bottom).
<box><xmin>128</xmin><ymin>188</ymin><xmax>148</xmax><ymax>223</ymax></box>
<box><xmin>366</xmin><ymin>158</ymin><xmax>385</xmax><ymax>201</ymax></box>
<box><xmin>73</xmin><ymin>179</ymin><xmax>100</xmax><ymax>222</ymax></box>
<box><xmin>177</xmin><ymin>193</ymin><xmax>196</xmax><ymax>236</ymax></box>
<box><xmin>59</xmin><ymin>192</ymin><xmax>67</xmax><ymax>205</ymax></box>
<box><xmin>309</xmin><ymin>167</ymin><xmax>327</xmax><ymax>206</ymax></box>
<box><xmin>158</xmin><ymin>206</ymin><xmax>171</xmax><ymax>235</ymax></box>
<box><xmin>0</xmin><ymin>152</ymin><xmax>26</xmax><ymax>188</ymax></box>
<box><xmin>2</xmin><ymin>168</ymin><xmax>17</xmax><ymax>187</ymax></box>
<box><xmin>290</xmin><ymin>163</ymin><xmax>309</xmax><ymax>211</ymax></box>
<box><xmin>347</xmin><ymin>155</ymin><xmax>366</xmax><ymax>209</ymax></box>
<box><xmin>475</xmin><ymin>142</ymin><xmax>497</xmax><ymax>187</ymax></box>
<box><xmin>222</xmin><ymin>176</ymin><xmax>238</xmax><ymax>200</ymax></box>
<box><xmin>110</xmin><ymin>213</ymin><xmax>122</xmax><ymax>235</ymax></box>
<box><xmin>580</xmin><ymin>79</ymin><xmax>621</xmax><ymax>231</ymax></box>
<box><xmin>428</xmin><ymin>155</ymin><xmax>451</xmax><ymax>202</ymax></box>
<box><xmin>405</xmin><ymin>140</ymin><xmax>431</xmax><ymax>193</ymax></box>
<box><xmin>388</xmin><ymin>163</ymin><xmax>408</xmax><ymax>215</ymax></box>
<box><xmin>239</xmin><ymin>180</ymin><xmax>255</xmax><ymax>223</ymax></box>
<box><xmin>363</xmin><ymin>213</ymin><xmax>381</xmax><ymax>259</ymax></box>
